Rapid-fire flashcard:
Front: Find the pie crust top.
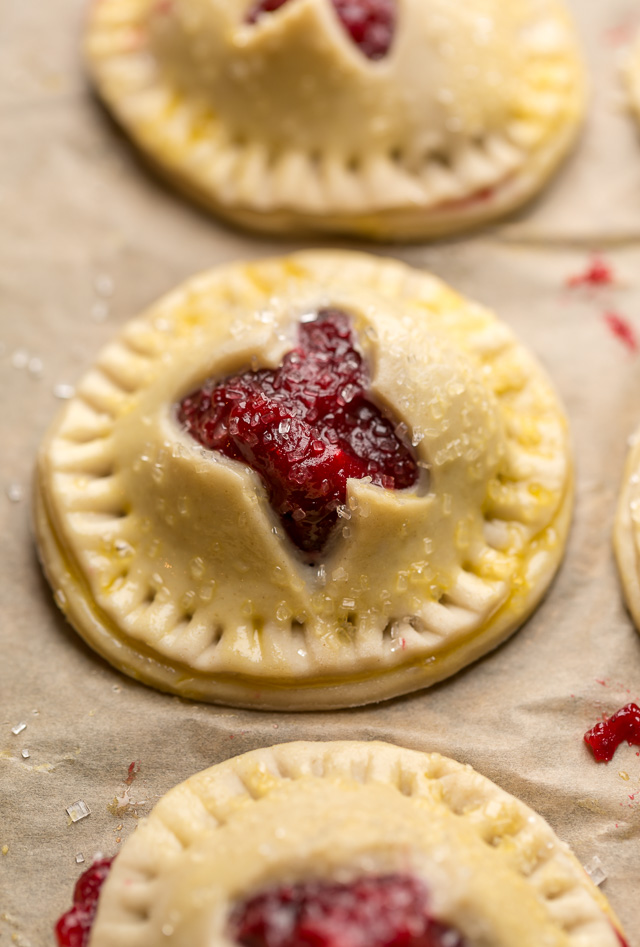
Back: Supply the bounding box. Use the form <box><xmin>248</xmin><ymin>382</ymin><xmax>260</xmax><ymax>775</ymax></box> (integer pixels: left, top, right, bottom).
<box><xmin>87</xmin><ymin>741</ymin><xmax>625</xmax><ymax>947</ymax></box>
<box><xmin>626</xmin><ymin>33</ymin><xmax>640</xmax><ymax>127</ymax></box>
<box><xmin>85</xmin><ymin>0</ymin><xmax>585</xmax><ymax>239</ymax></box>
<box><xmin>35</xmin><ymin>251</ymin><xmax>572</xmax><ymax>709</ymax></box>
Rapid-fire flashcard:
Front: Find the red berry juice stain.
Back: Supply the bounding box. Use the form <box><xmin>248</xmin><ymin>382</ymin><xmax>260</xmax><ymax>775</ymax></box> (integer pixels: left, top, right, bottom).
<box><xmin>603</xmin><ymin>312</ymin><xmax>637</xmax><ymax>353</ymax></box>
<box><xmin>229</xmin><ymin>876</ymin><xmax>465</xmax><ymax>947</ymax></box>
<box><xmin>56</xmin><ymin>860</ymin><xmax>630</xmax><ymax>947</ymax></box>
<box><xmin>566</xmin><ymin>256</ymin><xmax>615</xmax><ymax>289</ymax></box>
<box><xmin>584</xmin><ymin>703</ymin><xmax>640</xmax><ymax>762</ymax></box>
<box><xmin>55</xmin><ymin>858</ymin><xmax>114</xmax><ymax>947</ymax></box>
<box><xmin>246</xmin><ymin>0</ymin><xmax>396</xmax><ymax>59</ymax></box>
<box><xmin>179</xmin><ymin>310</ymin><xmax>418</xmax><ymax>555</ymax></box>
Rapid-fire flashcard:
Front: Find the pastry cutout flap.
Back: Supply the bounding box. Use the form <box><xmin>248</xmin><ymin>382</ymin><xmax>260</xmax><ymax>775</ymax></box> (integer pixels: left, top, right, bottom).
<box><xmin>36</xmin><ymin>252</ymin><xmax>572</xmax><ymax>708</ymax></box>
<box><xmin>86</xmin><ymin>0</ymin><xmax>584</xmax><ymax>238</ymax></box>
<box><xmin>84</xmin><ymin>742</ymin><xmax>625</xmax><ymax>947</ymax></box>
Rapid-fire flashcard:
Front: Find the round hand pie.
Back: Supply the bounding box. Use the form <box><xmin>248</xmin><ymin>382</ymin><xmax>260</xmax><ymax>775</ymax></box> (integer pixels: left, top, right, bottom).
<box><xmin>35</xmin><ymin>251</ymin><xmax>572</xmax><ymax>709</ymax></box>
<box><xmin>55</xmin><ymin>741</ymin><xmax>627</xmax><ymax>947</ymax></box>
<box><xmin>614</xmin><ymin>427</ymin><xmax>640</xmax><ymax>631</ymax></box>
<box><xmin>85</xmin><ymin>0</ymin><xmax>585</xmax><ymax>240</ymax></box>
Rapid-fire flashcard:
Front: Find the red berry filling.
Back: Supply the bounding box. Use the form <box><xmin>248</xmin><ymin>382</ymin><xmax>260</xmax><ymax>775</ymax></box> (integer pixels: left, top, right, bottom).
<box><xmin>584</xmin><ymin>702</ymin><xmax>640</xmax><ymax>762</ymax></box>
<box><xmin>55</xmin><ymin>857</ymin><xmax>114</xmax><ymax>947</ymax></box>
<box><xmin>178</xmin><ymin>310</ymin><xmax>418</xmax><ymax>555</ymax></box>
<box><xmin>229</xmin><ymin>875</ymin><xmax>465</xmax><ymax>947</ymax></box>
<box><xmin>246</xmin><ymin>0</ymin><xmax>396</xmax><ymax>60</ymax></box>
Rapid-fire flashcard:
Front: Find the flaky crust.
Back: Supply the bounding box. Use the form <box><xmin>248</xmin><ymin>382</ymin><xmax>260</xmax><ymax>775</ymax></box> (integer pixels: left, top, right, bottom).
<box><xmin>35</xmin><ymin>251</ymin><xmax>572</xmax><ymax>709</ymax></box>
<box><xmin>614</xmin><ymin>427</ymin><xmax>640</xmax><ymax>630</ymax></box>
<box><xmin>85</xmin><ymin>0</ymin><xmax>585</xmax><ymax>240</ymax></box>
<box><xmin>88</xmin><ymin>741</ymin><xmax>625</xmax><ymax>947</ymax></box>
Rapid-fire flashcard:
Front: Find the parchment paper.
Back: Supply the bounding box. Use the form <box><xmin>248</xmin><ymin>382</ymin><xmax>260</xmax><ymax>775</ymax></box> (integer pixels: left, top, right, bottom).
<box><xmin>1</xmin><ymin>0</ymin><xmax>640</xmax><ymax>943</ymax></box>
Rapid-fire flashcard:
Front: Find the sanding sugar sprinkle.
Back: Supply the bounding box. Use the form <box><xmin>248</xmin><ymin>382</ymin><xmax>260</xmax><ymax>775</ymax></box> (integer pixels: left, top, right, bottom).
<box><xmin>53</xmin><ymin>383</ymin><xmax>75</xmax><ymax>400</ymax></box>
<box><xmin>566</xmin><ymin>256</ymin><xmax>615</xmax><ymax>289</ymax></box>
<box><xmin>603</xmin><ymin>312</ymin><xmax>637</xmax><ymax>352</ymax></box>
<box><xmin>11</xmin><ymin>348</ymin><xmax>29</xmax><ymax>369</ymax></box>
<box><xmin>11</xmin><ymin>722</ymin><xmax>26</xmax><ymax>735</ymax></box>
<box><xmin>94</xmin><ymin>273</ymin><xmax>114</xmax><ymax>298</ymax></box>
<box><xmin>583</xmin><ymin>855</ymin><xmax>607</xmax><ymax>886</ymax></box>
<box><xmin>66</xmin><ymin>800</ymin><xmax>91</xmax><ymax>823</ymax></box>
<box><xmin>21</xmin><ymin>749</ymin><xmax>30</xmax><ymax>759</ymax></box>
<box><xmin>75</xmin><ymin>853</ymin><xmax>85</xmax><ymax>865</ymax></box>
<box><xmin>91</xmin><ymin>300</ymin><xmax>110</xmax><ymax>323</ymax></box>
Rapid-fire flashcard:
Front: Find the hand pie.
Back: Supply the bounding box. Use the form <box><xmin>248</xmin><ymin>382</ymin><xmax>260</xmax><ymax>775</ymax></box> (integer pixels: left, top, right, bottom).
<box><xmin>614</xmin><ymin>427</ymin><xmax>640</xmax><ymax>630</ymax></box>
<box><xmin>35</xmin><ymin>251</ymin><xmax>572</xmax><ymax>709</ymax></box>
<box><xmin>56</xmin><ymin>741</ymin><xmax>627</xmax><ymax>947</ymax></box>
<box><xmin>626</xmin><ymin>33</ymin><xmax>640</xmax><ymax>127</ymax></box>
<box><xmin>85</xmin><ymin>0</ymin><xmax>585</xmax><ymax>240</ymax></box>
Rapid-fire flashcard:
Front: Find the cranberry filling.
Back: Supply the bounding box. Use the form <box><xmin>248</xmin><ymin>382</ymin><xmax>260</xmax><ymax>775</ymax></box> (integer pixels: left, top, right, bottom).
<box><xmin>584</xmin><ymin>702</ymin><xmax>640</xmax><ymax>762</ymax></box>
<box><xmin>229</xmin><ymin>875</ymin><xmax>465</xmax><ymax>947</ymax></box>
<box><xmin>55</xmin><ymin>857</ymin><xmax>114</xmax><ymax>947</ymax></box>
<box><xmin>178</xmin><ymin>310</ymin><xmax>418</xmax><ymax>555</ymax></box>
<box><xmin>246</xmin><ymin>0</ymin><xmax>396</xmax><ymax>60</ymax></box>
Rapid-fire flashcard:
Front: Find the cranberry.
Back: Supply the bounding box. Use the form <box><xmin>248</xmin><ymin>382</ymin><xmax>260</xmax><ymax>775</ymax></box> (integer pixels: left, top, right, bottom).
<box><xmin>229</xmin><ymin>875</ymin><xmax>465</xmax><ymax>947</ymax></box>
<box><xmin>584</xmin><ymin>703</ymin><xmax>640</xmax><ymax>762</ymax></box>
<box><xmin>178</xmin><ymin>310</ymin><xmax>418</xmax><ymax>555</ymax></box>
<box><xmin>246</xmin><ymin>0</ymin><xmax>396</xmax><ymax>60</ymax></box>
<box><xmin>55</xmin><ymin>858</ymin><xmax>114</xmax><ymax>947</ymax></box>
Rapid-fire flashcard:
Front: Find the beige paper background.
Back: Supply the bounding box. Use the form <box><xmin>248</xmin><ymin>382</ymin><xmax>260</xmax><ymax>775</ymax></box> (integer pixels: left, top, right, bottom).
<box><xmin>2</xmin><ymin>0</ymin><xmax>640</xmax><ymax>943</ymax></box>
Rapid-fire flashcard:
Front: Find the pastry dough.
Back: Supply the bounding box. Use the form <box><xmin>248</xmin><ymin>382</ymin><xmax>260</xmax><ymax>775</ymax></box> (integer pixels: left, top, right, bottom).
<box><xmin>35</xmin><ymin>251</ymin><xmax>572</xmax><ymax>709</ymax></box>
<box><xmin>86</xmin><ymin>741</ymin><xmax>625</xmax><ymax>947</ymax></box>
<box><xmin>614</xmin><ymin>426</ymin><xmax>640</xmax><ymax>630</ymax></box>
<box><xmin>626</xmin><ymin>33</ymin><xmax>640</xmax><ymax>127</ymax></box>
<box><xmin>85</xmin><ymin>0</ymin><xmax>585</xmax><ymax>240</ymax></box>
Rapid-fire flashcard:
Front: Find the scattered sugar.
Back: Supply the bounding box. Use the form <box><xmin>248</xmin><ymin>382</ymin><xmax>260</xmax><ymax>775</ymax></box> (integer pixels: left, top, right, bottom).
<box><xmin>11</xmin><ymin>348</ymin><xmax>29</xmax><ymax>369</ymax></box>
<box><xmin>53</xmin><ymin>383</ymin><xmax>75</xmax><ymax>400</ymax></box>
<box><xmin>90</xmin><ymin>300</ymin><xmax>110</xmax><ymax>323</ymax></box>
<box><xmin>66</xmin><ymin>800</ymin><xmax>91</xmax><ymax>823</ymax></box>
